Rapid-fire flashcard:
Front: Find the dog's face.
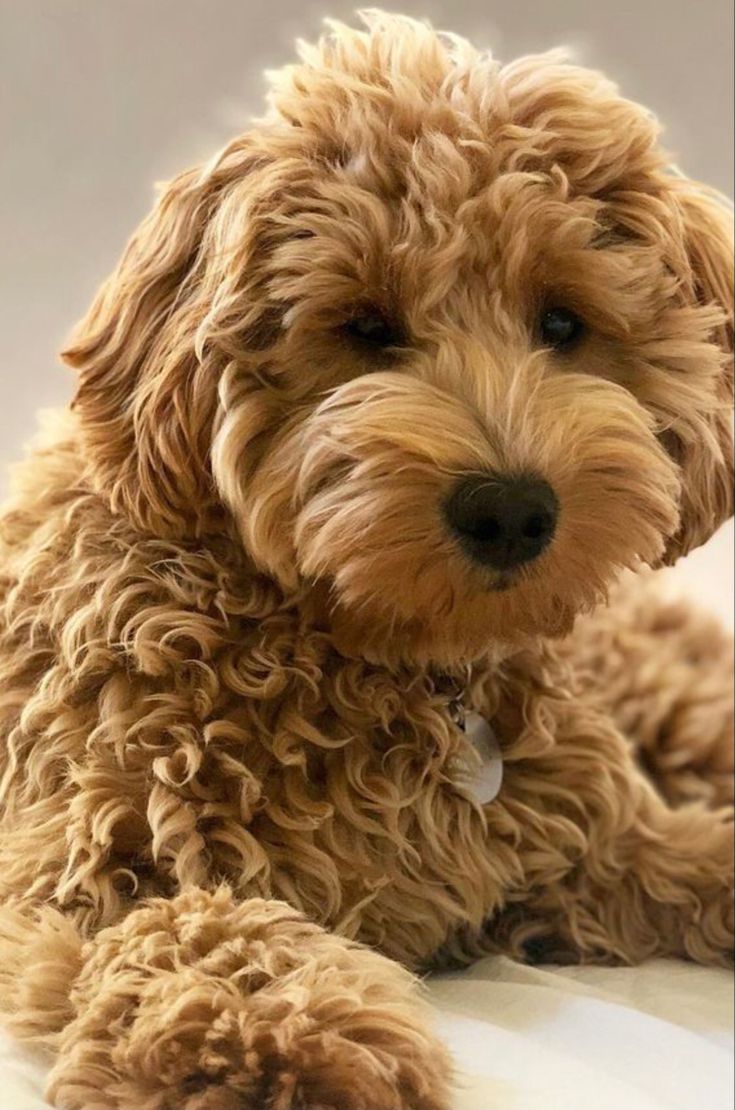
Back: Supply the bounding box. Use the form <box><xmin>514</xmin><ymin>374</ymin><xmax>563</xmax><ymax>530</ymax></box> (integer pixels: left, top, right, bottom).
<box><xmin>65</xmin><ymin>15</ymin><xmax>733</xmax><ymax>664</ymax></box>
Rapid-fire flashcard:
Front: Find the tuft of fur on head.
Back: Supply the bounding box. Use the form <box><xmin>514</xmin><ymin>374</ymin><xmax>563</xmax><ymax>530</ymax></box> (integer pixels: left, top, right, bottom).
<box><xmin>62</xmin><ymin>11</ymin><xmax>733</xmax><ymax>665</ymax></box>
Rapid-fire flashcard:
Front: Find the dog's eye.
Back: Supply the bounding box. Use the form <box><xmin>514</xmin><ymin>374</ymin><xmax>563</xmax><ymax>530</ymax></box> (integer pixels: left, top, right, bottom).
<box><xmin>539</xmin><ymin>307</ymin><xmax>585</xmax><ymax>350</ymax></box>
<box><xmin>342</xmin><ymin>310</ymin><xmax>404</xmax><ymax>350</ymax></box>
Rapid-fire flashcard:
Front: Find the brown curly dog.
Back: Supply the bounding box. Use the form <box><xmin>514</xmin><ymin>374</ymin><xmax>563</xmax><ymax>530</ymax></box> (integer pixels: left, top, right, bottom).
<box><xmin>0</xmin><ymin>12</ymin><xmax>732</xmax><ymax>1110</ymax></box>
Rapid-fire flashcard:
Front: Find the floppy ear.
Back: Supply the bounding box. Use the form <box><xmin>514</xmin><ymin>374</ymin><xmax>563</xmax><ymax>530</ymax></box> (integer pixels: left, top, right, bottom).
<box><xmin>63</xmin><ymin>141</ymin><xmax>277</xmax><ymax>536</ymax></box>
<box><xmin>662</xmin><ymin>182</ymin><xmax>734</xmax><ymax>561</ymax></box>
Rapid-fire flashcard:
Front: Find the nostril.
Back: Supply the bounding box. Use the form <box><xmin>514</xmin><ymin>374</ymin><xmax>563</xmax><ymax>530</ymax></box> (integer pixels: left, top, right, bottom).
<box><xmin>466</xmin><ymin>515</ymin><xmax>502</xmax><ymax>543</ymax></box>
<box><xmin>521</xmin><ymin>512</ymin><xmax>552</xmax><ymax>540</ymax></box>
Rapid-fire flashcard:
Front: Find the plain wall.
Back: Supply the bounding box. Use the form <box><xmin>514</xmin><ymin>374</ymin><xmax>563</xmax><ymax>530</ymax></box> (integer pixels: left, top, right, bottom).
<box><xmin>1</xmin><ymin>0</ymin><xmax>732</xmax><ymax>616</ymax></box>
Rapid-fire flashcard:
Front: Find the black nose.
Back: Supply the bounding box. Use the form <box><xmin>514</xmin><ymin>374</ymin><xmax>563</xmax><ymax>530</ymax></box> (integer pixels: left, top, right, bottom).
<box><xmin>445</xmin><ymin>473</ymin><xmax>558</xmax><ymax>571</ymax></box>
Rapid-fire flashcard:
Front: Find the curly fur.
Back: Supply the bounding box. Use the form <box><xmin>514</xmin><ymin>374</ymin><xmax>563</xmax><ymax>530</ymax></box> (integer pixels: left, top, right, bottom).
<box><xmin>0</xmin><ymin>12</ymin><xmax>732</xmax><ymax>1109</ymax></box>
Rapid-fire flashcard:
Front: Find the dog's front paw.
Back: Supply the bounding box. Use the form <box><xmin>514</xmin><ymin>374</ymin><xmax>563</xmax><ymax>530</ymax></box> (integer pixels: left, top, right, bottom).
<box><xmin>170</xmin><ymin>964</ymin><xmax>453</xmax><ymax>1110</ymax></box>
<box><xmin>45</xmin><ymin>890</ymin><xmax>452</xmax><ymax>1110</ymax></box>
<box><xmin>50</xmin><ymin>979</ymin><xmax>453</xmax><ymax>1110</ymax></box>
<box><xmin>249</xmin><ymin>1008</ymin><xmax>453</xmax><ymax>1110</ymax></box>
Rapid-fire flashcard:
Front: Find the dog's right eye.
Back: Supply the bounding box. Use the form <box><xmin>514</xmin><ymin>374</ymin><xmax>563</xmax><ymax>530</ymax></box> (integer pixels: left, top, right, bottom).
<box><xmin>539</xmin><ymin>307</ymin><xmax>585</xmax><ymax>350</ymax></box>
<box><xmin>341</xmin><ymin>310</ymin><xmax>405</xmax><ymax>350</ymax></box>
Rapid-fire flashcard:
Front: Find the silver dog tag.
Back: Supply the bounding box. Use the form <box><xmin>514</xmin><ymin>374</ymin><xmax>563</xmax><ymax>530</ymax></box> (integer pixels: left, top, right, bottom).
<box><xmin>458</xmin><ymin>711</ymin><xmax>503</xmax><ymax>805</ymax></box>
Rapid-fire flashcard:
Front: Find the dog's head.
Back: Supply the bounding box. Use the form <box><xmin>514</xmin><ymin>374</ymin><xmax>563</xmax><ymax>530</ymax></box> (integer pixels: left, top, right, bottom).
<box><xmin>64</xmin><ymin>13</ymin><xmax>733</xmax><ymax>664</ymax></box>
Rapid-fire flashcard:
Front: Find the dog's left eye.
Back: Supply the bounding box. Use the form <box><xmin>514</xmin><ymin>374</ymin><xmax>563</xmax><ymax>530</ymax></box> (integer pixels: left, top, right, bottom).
<box><xmin>342</xmin><ymin>310</ymin><xmax>404</xmax><ymax>350</ymax></box>
<box><xmin>539</xmin><ymin>307</ymin><xmax>585</xmax><ymax>350</ymax></box>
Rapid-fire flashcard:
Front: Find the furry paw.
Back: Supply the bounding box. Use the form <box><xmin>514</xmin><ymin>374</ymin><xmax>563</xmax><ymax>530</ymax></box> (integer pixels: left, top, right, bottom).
<box><xmin>45</xmin><ymin>889</ymin><xmax>452</xmax><ymax>1110</ymax></box>
<box><xmin>171</xmin><ymin>1012</ymin><xmax>453</xmax><ymax>1110</ymax></box>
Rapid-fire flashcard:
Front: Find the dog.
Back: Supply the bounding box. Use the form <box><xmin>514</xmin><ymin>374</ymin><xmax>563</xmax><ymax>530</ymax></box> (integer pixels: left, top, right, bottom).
<box><xmin>0</xmin><ymin>11</ymin><xmax>732</xmax><ymax>1110</ymax></box>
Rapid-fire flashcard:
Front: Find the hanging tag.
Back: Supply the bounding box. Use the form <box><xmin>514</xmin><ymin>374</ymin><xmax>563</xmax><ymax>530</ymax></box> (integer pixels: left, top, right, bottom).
<box><xmin>457</xmin><ymin>711</ymin><xmax>503</xmax><ymax>805</ymax></box>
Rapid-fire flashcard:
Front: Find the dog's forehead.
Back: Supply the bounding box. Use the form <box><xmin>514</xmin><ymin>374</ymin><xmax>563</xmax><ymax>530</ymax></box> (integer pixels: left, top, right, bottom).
<box><xmin>266</xmin><ymin>33</ymin><xmax>666</xmax><ymax>239</ymax></box>
<box><xmin>286</xmin><ymin>86</ymin><xmax>639</xmax><ymax>259</ymax></box>
<box><xmin>290</xmin><ymin>144</ymin><xmax>610</xmax><ymax>311</ymax></box>
<box><xmin>335</xmin><ymin>100</ymin><xmax>547</xmax><ymax>197</ymax></box>
<box><xmin>339</xmin><ymin>132</ymin><xmax>598</xmax><ymax>229</ymax></box>
<box><xmin>256</xmin><ymin>43</ymin><xmax>678</xmax><ymax>323</ymax></box>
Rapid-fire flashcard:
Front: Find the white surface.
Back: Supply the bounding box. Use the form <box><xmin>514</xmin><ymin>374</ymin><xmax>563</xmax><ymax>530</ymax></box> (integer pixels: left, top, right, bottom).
<box><xmin>0</xmin><ymin>1040</ymin><xmax>50</xmax><ymax>1110</ymax></box>
<box><xmin>431</xmin><ymin>957</ymin><xmax>734</xmax><ymax>1110</ymax></box>
<box><xmin>0</xmin><ymin>956</ymin><xmax>731</xmax><ymax>1110</ymax></box>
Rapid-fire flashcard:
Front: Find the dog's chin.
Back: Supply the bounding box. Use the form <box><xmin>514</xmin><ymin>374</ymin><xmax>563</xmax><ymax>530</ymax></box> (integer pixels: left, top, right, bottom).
<box><xmin>486</xmin><ymin>572</ymin><xmax>519</xmax><ymax>594</ymax></box>
<box><xmin>304</xmin><ymin>560</ymin><xmax>586</xmax><ymax>669</ymax></box>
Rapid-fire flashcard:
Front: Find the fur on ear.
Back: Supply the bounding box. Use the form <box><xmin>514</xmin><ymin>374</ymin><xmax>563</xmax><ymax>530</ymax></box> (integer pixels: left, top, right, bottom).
<box><xmin>63</xmin><ymin>139</ymin><xmax>282</xmax><ymax>536</ymax></box>
<box><xmin>662</xmin><ymin>180</ymin><xmax>734</xmax><ymax>561</ymax></box>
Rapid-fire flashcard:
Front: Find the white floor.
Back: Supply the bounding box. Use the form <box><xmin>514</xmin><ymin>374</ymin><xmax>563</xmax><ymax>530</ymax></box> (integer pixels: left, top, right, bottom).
<box><xmin>432</xmin><ymin>956</ymin><xmax>734</xmax><ymax>1110</ymax></box>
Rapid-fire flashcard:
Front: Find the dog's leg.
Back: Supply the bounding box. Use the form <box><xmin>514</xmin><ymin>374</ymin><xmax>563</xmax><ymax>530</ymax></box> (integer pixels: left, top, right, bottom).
<box><xmin>544</xmin><ymin>788</ymin><xmax>731</xmax><ymax>967</ymax></box>
<box><xmin>562</xmin><ymin>574</ymin><xmax>734</xmax><ymax>808</ymax></box>
<box><xmin>490</xmin><ymin>709</ymin><xmax>733</xmax><ymax>968</ymax></box>
<box><xmin>0</xmin><ymin>889</ymin><xmax>451</xmax><ymax>1110</ymax></box>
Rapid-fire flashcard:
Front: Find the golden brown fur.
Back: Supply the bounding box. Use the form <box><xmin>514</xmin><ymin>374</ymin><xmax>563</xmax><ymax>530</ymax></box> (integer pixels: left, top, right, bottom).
<box><xmin>0</xmin><ymin>12</ymin><xmax>732</xmax><ymax>1109</ymax></box>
